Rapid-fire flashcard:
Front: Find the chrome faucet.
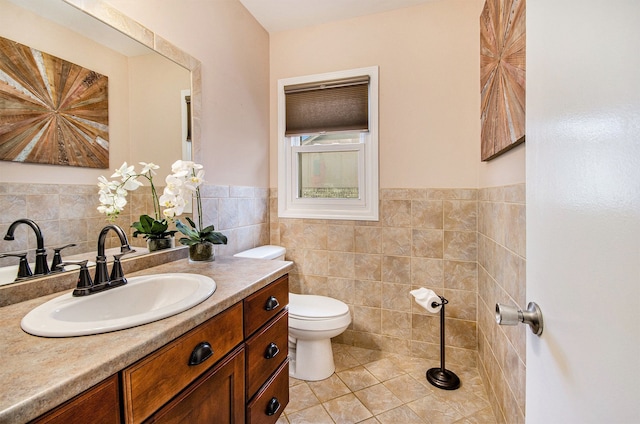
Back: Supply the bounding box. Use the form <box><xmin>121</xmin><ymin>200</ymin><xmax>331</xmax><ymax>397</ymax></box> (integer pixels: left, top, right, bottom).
<box><xmin>4</xmin><ymin>219</ymin><xmax>49</xmax><ymax>276</ymax></box>
<box><xmin>94</xmin><ymin>224</ymin><xmax>134</xmax><ymax>290</ymax></box>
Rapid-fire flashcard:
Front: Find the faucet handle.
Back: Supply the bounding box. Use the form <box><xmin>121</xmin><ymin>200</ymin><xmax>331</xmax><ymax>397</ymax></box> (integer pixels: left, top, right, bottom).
<box><xmin>109</xmin><ymin>250</ymin><xmax>137</xmax><ymax>287</ymax></box>
<box><xmin>0</xmin><ymin>252</ymin><xmax>33</xmax><ymax>280</ymax></box>
<box><xmin>50</xmin><ymin>244</ymin><xmax>76</xmax><ymax>273</ymax></box>
<box><xmin>57</xmin><ymin>260</ymin><xmax>94</xmax><ymax>296</ymax></box>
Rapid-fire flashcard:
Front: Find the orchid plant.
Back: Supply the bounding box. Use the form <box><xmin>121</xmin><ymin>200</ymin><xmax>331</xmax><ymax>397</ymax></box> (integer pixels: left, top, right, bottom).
<box><xmin>159</xmin><ymin>160</ymin><xmax>227</xmax><ymax>247</ymax></box>
<box><xmin>97</xmin><ymin>162</ymin><xmax>176</xmax><ymax>240</ymax></box>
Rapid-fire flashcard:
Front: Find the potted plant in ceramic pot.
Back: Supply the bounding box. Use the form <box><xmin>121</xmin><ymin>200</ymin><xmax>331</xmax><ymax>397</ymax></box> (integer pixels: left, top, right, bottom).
<box><xmin>159</xmin><ymin>160</ymin><xmax>227</xmax><ymax>261</ymax></box>
<box><xmin>97</xmin><ymin>162</ymin><xmax>176</xmax><ymax>251</ymax></box>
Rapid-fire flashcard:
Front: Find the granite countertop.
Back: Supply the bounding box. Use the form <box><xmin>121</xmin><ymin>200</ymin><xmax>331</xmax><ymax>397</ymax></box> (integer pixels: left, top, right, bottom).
<box><xmin>0</xmin><ymin>255</ymin><xmax>293</xmax><ymax>424</ymax></box>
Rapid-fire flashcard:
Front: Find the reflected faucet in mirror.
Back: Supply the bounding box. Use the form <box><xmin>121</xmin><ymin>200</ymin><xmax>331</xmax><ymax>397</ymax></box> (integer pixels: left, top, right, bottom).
<box><xmin>4</xmin><ymin>219</ymin><xmax>49</xmax><ymax>276</ymax></box>
<box><xmin>2</xmin><ymin>220</ymin><xmax>79</xmax><ymax>282</ymax></box>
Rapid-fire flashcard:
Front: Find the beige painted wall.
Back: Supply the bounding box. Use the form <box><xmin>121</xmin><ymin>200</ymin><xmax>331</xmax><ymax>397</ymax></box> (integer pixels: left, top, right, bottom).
<box><xmin>270</xmin><ymin>0</ymin><xmax>525</xmax><ymax>189</ymax></box>
<box><xmin>128</xmin><ymin>53</ymin><xmax>190</xmax><ymax>173</ymax></box>
<box><xmin>105</xmin><ymin>0</ymin><xmax>271</xmax><ymax>188</ymax></box>
<box><xmin>271</xmin><ymin>0</ymin><xmax>483</xmax><ymax>189</ymax></box>
<box><xmin>0</xmin><ymin>0</ymin><xmax>130</xmax><ymax>184</ymax></box>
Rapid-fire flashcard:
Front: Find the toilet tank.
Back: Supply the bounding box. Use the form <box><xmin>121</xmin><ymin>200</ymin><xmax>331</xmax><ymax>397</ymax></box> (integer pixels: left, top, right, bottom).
<box><xmin>233</xmin><ymin>245</ymin><xmax>286</xmax><ymax>261</ymax></box>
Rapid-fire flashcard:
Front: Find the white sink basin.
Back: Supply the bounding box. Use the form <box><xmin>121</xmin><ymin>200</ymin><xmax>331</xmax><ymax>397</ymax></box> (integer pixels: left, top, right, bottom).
<box><xmin>21</xmin><ymin>273</ymin><xmax>216</xmax><ymax>337</ymax></box>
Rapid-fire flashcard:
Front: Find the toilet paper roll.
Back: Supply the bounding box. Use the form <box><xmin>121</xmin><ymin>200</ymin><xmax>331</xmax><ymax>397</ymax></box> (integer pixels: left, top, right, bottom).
<box><xmin>410</xmin><ymin>287</ymin><xmax>442</xmax><ymax>314</ymax></box>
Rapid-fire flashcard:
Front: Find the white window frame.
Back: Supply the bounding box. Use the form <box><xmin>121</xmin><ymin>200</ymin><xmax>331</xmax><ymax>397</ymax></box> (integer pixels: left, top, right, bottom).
<box><xmin>277</xmin><ymin>66</ymin><xmax>379</xmax><ymax>221</ymax></box>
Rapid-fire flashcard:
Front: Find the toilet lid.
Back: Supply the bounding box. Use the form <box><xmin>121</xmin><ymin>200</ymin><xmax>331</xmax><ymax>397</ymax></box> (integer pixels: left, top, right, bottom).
<box><xmin>289</xmin><ymin>293</ymin><xmax>349</xmax><ymax>319</ymax></box>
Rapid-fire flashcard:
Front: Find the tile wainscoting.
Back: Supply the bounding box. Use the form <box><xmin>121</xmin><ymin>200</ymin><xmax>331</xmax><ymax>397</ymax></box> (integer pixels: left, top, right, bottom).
<box><xmin>0</xmin><ymin>182</ymin><xmax>269</xmax><ymax>266</ymax></box>
<box><xmin>271</xmin><ymin>184</ymin><xmax>525</xmax><ymax>423</ymax></box>
<box><xmin>478</xmin><ymin>184</ymin><xmax>526</xmax><ymax>424</ymax></box>
<box><xmin>0</xmin><ymin>180</ymin><xmax>525</xmax><ymax>422</ymax></box>
<box><xmin>270</xmin><ymin>187</ymin><xmax>480</xmax><ymax>368</ymax></box>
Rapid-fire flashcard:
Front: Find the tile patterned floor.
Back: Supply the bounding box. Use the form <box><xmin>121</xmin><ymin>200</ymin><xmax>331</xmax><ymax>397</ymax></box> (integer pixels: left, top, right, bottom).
<box><xmin>277</xmin><ymin>343</ymin><xmax>497</xmax><ymax>424</ymax></box>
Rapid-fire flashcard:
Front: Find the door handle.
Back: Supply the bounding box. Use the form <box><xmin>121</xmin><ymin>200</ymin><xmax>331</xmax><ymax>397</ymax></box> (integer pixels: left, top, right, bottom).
<box><xmin>496</xmin><ymin>302</ymin><xmax>543</xmax><ymax>336</ymax></box>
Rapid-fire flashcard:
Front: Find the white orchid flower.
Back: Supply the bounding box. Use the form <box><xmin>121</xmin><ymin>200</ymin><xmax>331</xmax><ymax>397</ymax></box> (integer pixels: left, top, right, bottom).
<box><xmin>122</xmin><ymin>176</ymin><xmax>143</xmax><ymax>191</ymax></box>
<box><xmin>184</xmin><ymin>170</ymin><xmax>205</xmax><ymax>191</ymax></box>
<box><xmin>171</xmin><ymin>160</ymin><xmax>187</xmax><ymax>173</ymax></box>
<box><xmin>159</xmin><ymin>192</ymin><xmax>177</xmax><ymax>208</ymax></box>
<box><xmin>139</xmin><ymin>162</ymin><xmax>159</xmax><ymax>175</ymax></box>
<box><xmin>111</xmin><ymin>162</ymin><xmax>135</xmax><ymax>180</ymax></box>
<box><xmin>164</xmin><ymin>174</ymin><xmax>184</xmax><ymax>195</ymax></box>
<box><xmin>162</xmin><ymin>208</ymin><xmax>176</xmax><ymax>219</ymax></box>
<box><xmin>114</xmin><ymin>195</ymin><xmax>127</xmax><ymax>210</ymax></box>
<box><xmin>115</xmin><ymin>186</ymin><xmax>128</xmax><ymax>197</ymax></box>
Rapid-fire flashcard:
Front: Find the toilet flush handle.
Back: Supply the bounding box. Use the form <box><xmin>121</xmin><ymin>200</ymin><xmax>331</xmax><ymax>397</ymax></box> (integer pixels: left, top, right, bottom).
<box><xmin>265</xmin><ymin>296</ymin><xmax>279</xmax><ymax>311</ymax></box>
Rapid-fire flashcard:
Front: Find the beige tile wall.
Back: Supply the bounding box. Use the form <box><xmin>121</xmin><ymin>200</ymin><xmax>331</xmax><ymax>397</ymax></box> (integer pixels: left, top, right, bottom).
<box><xmin>0</xmin><ymin>182</ymin><xmax>269</xmax><ymax>267</ymax></box>
<box><xmin>270</xmin><ymin>187</ymin><xmax>479</xmax><ymax>367</ymax></box>
<box><xmin>477</xmin><ymin>184</ymin><xmax>526</xmax><ymax>424</ymax></box>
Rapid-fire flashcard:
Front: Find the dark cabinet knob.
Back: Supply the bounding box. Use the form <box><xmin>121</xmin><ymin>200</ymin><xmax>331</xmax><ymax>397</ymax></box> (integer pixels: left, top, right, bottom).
<box><xmin>264</xmin><ymin>342</ymin><xmax>280</xmax><ymax>359</ymax></box>
<box><xmin>188</xmin><ymin>341</ymin><xmax>213</xmax><ymax>366</ymax></box>
<box><xmin>264</xmin><ymin>296</ymin><xmax>279</xmax><ymax>311</ymax></box>
<box><xmin>265</xmin><ymin>397</ymin><xmax>280</xmax><ymax>416</ymax></box>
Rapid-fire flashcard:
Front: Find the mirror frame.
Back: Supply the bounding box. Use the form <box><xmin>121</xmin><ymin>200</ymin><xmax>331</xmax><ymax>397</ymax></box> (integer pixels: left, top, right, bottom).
<box><xmin>62</xmin><ymin>0</ymin><xmax>202</xmax><ymax>164</ymax></box>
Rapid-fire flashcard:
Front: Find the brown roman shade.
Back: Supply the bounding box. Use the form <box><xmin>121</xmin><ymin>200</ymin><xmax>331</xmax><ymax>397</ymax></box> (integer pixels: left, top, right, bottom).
<box><xmin>284</xmin><ymin>76</ymin><xmax>370</xmax><ymax>136</ymax></box>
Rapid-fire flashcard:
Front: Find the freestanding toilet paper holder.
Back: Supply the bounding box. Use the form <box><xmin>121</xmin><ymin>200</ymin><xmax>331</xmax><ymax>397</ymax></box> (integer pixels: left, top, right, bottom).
<box><xmin>426</xmin><ymin>296</ymin><xmax>461</xmax><ymax>390</ymax></box>
<box><xmin>495</xmin><ymin>302</ymin><xmax>543</xmax><ymax>336</ymax></box>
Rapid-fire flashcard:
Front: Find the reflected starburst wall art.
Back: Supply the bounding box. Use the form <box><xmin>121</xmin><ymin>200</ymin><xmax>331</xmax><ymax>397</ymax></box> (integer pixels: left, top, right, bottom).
<box><xmin>0</xmin><ymin>36</ymin><xmax>109</xmax><ymax>168</ymax></box>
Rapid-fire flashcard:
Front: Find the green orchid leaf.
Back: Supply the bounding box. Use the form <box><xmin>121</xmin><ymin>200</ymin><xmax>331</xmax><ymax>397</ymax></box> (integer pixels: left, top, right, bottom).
<box><xmin>176</xmin><ymin>219</ymin><xmax>199</xmax><ymax>239</ymax></box>
<box><xmin>178</xmin><ymin>237</ymin><xmax>199</xmax><ymax>246</ymax></box>
<box><xmin>185</xmin><ymin>216</ymin><xmax>197</xmax><ymax>229</ymax></box>
<box><xmin>139</xmin><ymin>214</ymin><xmax>155</xmax><ymax>232</ymax></box>
<box><xmin>132</xmin><ymin>214</ymin><xmax>175</xmax><ymax>238</ymax></box>
<box><xmin>201</xmin><ymin>224</ymin><xmax>215</xmax><ymax>234</ymax></box>
<box><xmin>149</xmin><ymin>219</ymin><xmax>169</xmax><ymax>234</ymax></box>
<box><xmin>203</xmin><ymin>231</ymin><xmax>227</xmax><ymax>245</ymax></box>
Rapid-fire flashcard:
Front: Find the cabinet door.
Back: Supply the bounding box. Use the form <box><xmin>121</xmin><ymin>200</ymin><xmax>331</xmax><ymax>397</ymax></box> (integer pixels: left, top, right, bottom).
<box><xmin>123</xmin><ymin>303</ymin><xmax>243</xmax><ymax>423</ymax></box>
<box><xmin>31</xmin><ymin>375</ymin><xmax>120</xmax><ymax>424</ymax></box>
<box><xmin>145</xmin><ymin>346</ymin><xmax>245</xmax><ymax>424</ymax></box>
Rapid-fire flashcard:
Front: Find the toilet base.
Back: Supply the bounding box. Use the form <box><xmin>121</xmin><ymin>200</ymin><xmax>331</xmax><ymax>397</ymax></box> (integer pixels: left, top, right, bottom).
<box><xmin>289</xmin><ymin>337</ymin><xmax>336</xmax><ymax>381</ymax></box>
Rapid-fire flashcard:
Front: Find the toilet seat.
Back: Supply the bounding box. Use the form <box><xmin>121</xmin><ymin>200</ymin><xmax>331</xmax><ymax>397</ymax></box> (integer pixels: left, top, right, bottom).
<box><xmin>288</xmin><ymin>293</ymin><xmax>351</xmax><ymax>333</ymax></box>
<box><xmin>288</xmin><ymin>293</ymin><xmax>349</xmax><ymax>320</ymax></box>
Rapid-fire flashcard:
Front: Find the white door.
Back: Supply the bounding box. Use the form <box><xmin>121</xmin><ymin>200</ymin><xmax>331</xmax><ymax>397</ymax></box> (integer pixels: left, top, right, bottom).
<box><xmin>526</xmin><ymin>1</ymin><xmax>640</xmax><ymax>423</ymax></box>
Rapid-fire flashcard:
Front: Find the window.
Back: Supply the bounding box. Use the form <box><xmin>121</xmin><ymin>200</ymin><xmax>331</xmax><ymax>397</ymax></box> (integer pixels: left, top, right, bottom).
<box><xmin>277</xmin><ymin>66</ymin><xmax>379</xmax><ymax>220</ymax></box>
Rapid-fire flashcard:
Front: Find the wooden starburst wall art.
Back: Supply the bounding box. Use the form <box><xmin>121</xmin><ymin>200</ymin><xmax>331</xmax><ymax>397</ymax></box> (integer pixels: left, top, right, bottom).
<box><xmin>480</xmin><ymin>0</ymin><xmax>525</xmax><ymax>161</ymax></box>
<box><xmin>0</xmin><ymin>36</ymin><xmax>109</xmax><ymax>168</ymax></box>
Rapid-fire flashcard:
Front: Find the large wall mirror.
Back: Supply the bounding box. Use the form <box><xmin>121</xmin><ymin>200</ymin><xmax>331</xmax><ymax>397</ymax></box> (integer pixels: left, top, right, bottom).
<box><xmin>0</xmin><ymin>0</ymin><xmax>201</xmax><ymax>289</ymax></box>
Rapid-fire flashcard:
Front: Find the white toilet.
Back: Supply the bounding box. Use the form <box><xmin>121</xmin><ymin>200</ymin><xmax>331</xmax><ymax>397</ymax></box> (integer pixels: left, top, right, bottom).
<box><xmin>234</xmin><ymin>245</ymin><xmax>351</xmax><ymax>381</ymax></box>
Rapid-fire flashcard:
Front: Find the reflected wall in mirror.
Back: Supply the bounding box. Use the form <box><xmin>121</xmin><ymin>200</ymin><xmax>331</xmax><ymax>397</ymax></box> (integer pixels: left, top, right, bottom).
<box><xmin>0</xmin><ymin>0</ymin><xmax>201</xmax><ymax>286</ymax></box>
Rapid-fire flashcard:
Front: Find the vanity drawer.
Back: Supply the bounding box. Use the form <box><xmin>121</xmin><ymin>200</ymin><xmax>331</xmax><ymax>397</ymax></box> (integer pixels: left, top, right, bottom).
<box><xmin>246</xmin><ymin>360</ymin><xmax>289</xmax><ymax>424</ymax></box>
<box><xmin>122</xmin><ymin>303</ymin><xmax>243</xmax><ymax>424</ymax></box>
<box><xmin>245</xmin><ymin>309</ymin><xmax>288</xmax><ymax>399</ymax></box>
<box><xmin>244</xmin><ymin>275</ymin><xmax>288</xmax><ymax>338</ymax></box>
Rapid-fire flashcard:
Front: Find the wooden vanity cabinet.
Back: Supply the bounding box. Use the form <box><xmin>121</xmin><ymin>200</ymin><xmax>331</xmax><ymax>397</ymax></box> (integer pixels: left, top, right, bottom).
<box><xmin>30</xmin><ymin>374</ymin><xmax>120</xmax><ymax>424</ymax></box>
<box><xmin>31</xmin><ymin>274</ymin><xmax>290</xmax><ymax>424</ymax></box>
